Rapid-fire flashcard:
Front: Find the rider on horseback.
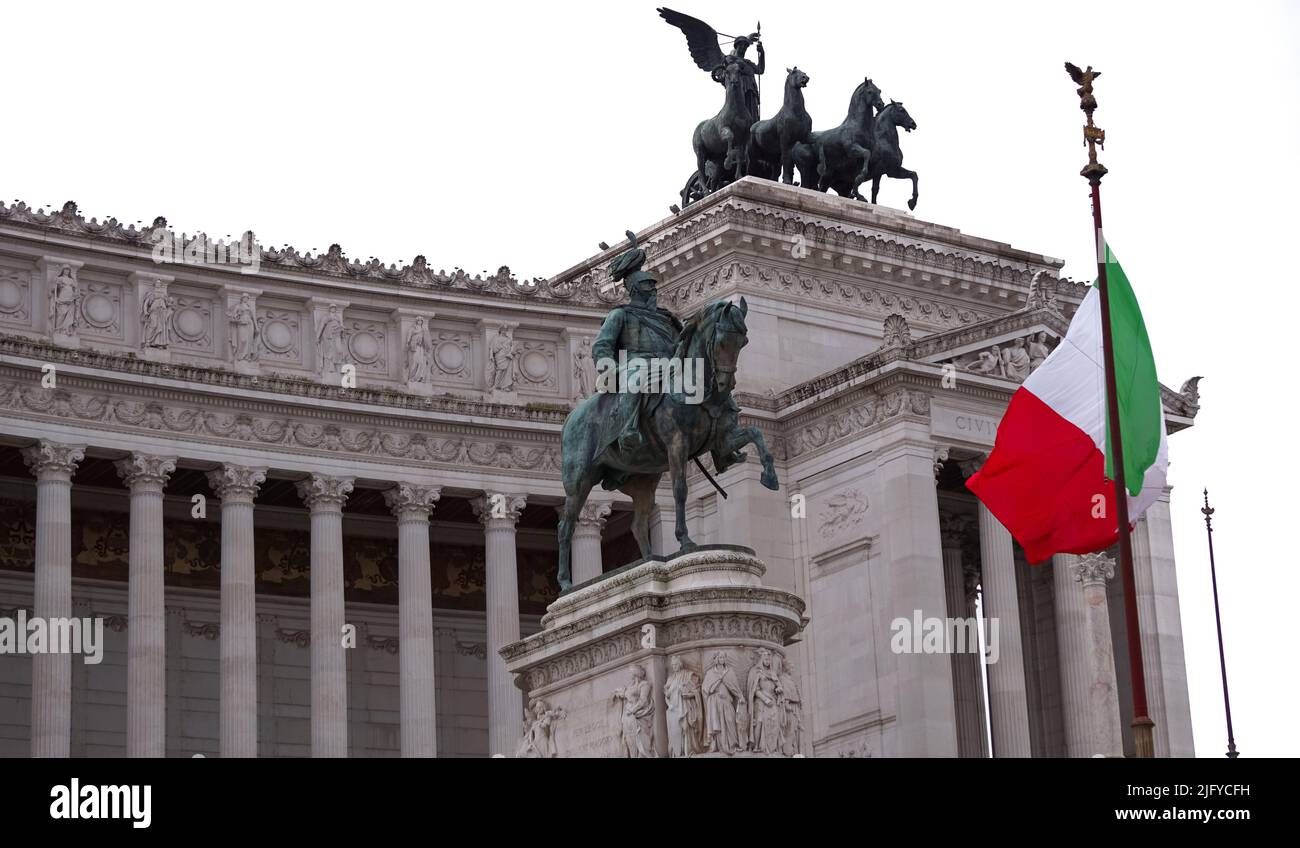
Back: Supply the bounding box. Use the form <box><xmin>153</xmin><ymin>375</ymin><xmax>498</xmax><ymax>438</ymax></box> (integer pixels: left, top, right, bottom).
<box><xmin>592</xmin><ymin>233</ymin><xmax>683</xmax><ymax>454</ymax></box>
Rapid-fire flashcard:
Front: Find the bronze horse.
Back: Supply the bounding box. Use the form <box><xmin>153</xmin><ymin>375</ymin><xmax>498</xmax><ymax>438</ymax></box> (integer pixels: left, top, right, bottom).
<box><xmin>792</xmin><ymin>77</ymin><xmax>885</xmax><ymax>196</ymax></box>
<box><xmin>557</xmin><ymin>298</ymin><xmax>779</xmax><ymax>590</ymax></box>
<box><xmin>692</xmin><ymin>60</ymin><xmax>754</xmax><ymax>193</ymax></box>
<box><xmin>748</xmin><ymin>67</ymin><xmax>812</xmax><ymax>185</ymax></box>
<box><xmin>853</xmin><ymin>100</ymin><xmax>919</xmax><ymax>210</ymax></box>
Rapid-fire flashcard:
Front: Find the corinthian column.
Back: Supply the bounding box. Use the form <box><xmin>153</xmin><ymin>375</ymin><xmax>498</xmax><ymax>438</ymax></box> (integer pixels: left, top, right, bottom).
<box><xmin>561</xmin><ymin>499</ymin><xmax>610</xmax><ymax>586</ymax></box>
<box><xmin>206</xmin><ymin>464</ymin><xmax>266</xmax><ymax>758</ymax></box>
<box><xmin>472</xmin><ymin>492</ymin><xmax>526</xmax><ymax>757</ymax></box>
<box><xmin>295</xmin><ymin>474</ymin><xmax>354</xmax><ymax>758</ymax></box>
<box><xmin>977</xmin><ymin>502</ymin><xmax>1031</xmax><ymax>757</ymax></box>
<box><xmin>1074</xmin><ymin>552</ymin><xmax>1123</xmax><ymax>757</ymax></box>
<box><xmin>384</xmin><ymin>483</ymin><xmax>441</xmax><ymax>758</ymax></box>
<box><xmin>1053</xmin><ymin>553</ymin><xmax>1091</xmax><ymax>757</ymax></box>
<box><xmin>114</xmin><ymin>452</ymin><xmax>177</xmax><ymax>758</ymax></box>
<box><xmin>22</xmin><ymin>441</ymin><xmax>85</xmax><ymax>758</ymax></box>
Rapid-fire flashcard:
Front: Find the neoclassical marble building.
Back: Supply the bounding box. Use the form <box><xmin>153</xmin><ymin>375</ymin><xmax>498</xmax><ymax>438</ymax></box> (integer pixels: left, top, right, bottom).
<box><xmin>0</xmin><ymin>178</ymin><xmax>1201</xmax><ymax>757</ymax></box>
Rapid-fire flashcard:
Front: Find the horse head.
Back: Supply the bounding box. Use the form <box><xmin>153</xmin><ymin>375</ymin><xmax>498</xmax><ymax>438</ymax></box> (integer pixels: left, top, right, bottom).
<box><xmin>702</xmin><ymin>296</ymin><xmax>749</xmax><ymax>396</ymax></box>
<box><xmin>785</xmin><ymin>66</ymin><xmax>810</xmax><ymax>91</ymax></box>
<box><xmin>849</xmin><ymin>77</ymin><xmax>886</xmax><ymax>122</ymax></box>
<box><xmin>882</xmin><ymin>100</ymin><xmax>917</xmax><ymax>133</ymax></box>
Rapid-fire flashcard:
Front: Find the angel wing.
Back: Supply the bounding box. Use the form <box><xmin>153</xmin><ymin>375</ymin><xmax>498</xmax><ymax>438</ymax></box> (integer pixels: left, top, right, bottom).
<box><xmin>1064</xmin><ymin>62</ymin><xmax>1085</xmax><ymax>85</ymax></box>
<box><xmin>658</xmin><ymin>7</ymin><xmax>725</xmax><ymax>73</ymax></box>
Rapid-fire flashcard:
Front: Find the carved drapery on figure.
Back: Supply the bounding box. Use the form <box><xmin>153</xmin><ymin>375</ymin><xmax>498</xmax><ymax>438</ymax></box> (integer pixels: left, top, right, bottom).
<box><xmin>747</xmin><ymin>647</ymin><xmax>783</xmax><ymax>754</ymax></box>
<box><xmin>49</xmin><ymin>265</ymin><xmax>80</xmax><ymax>338</ymax></box>
<box><xmin>664</xmin><ymin>655</ymin><xmax>704</xmax><ymax>757</ymax></box>
<box><xmin>486</xmin><ymin>323</ymin><xmax>517</xmax><ymax>392</ymax></box>
<box><xmin>140</xmin><ymin>281</ymin><xmax>173</xmax><ymax>349</ymax></box>
<box><xmin>227</xmin><ymin>293</ymin><xmax>259</xmax><ymax>362</ymax></box>
<box><xmin>405</xmin><ymin>317</ymin><xmax>433</xmax><ymax>384</ymax></box>
<box><xmin>515</xmin><ymin>698</ymin><xmax>566</xmax><ymax>758</ymax></box>
<box><xmin>315</xmin><ymin>304</ymin><xmax>348</xmax><ymax>375</ymax></box>
<box><xmin>611</xmin><ymin>663</ymin><xmax>656</xmax><ymax>757</ymax></box>
<box><xmin>778</xmin><ymin>655</ymin><xmax>804</xmax><ymax>755</ymax></box>
<box><xmin>950</xmin><ymin>333</ymin><xmax>1058</xmax><ymax>382</ymax></box>
<box><xmin>702</xmin><ymin>651</ymin><xmax>742</xmax><ymax>754</ymax></box>
<box><xmin>572</xmin><ymin>337</ymin><xmax>595</xmax><ymax>399</ymax></box>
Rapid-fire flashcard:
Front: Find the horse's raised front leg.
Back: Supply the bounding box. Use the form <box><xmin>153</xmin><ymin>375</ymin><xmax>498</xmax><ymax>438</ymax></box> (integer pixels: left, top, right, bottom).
<box><xmin>890</xmin><ymin>165</ymin><xmax>919</xmax><ymax>210</ymax></box>
<box><xmin>721</xmin><ymin>426</ymin><xmax>780</xmax><ymax>491</ymax></box>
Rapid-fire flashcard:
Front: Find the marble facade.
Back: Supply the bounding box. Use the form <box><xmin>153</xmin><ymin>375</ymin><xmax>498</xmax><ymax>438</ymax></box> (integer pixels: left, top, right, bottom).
<box><xmin>0</xmin><ymin>181</ymin><xmax>1201</xmax><ymax>757</ymax></box>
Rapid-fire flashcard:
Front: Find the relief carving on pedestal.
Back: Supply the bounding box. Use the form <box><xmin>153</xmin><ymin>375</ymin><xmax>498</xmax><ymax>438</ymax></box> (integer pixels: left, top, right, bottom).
<box><xmin>664</xmin><ymin>655</ymin><xmax>705</xmax><ymax>757</ymax></box>
<box><xmin>611</xmin><ymin>663</ymin><xmax>657</xmax><ymax>758</ymax></box>
<box><xmin>516</xmin><ymin>698</ymin><xmax>566</xmax><ymax>758</ymax></box>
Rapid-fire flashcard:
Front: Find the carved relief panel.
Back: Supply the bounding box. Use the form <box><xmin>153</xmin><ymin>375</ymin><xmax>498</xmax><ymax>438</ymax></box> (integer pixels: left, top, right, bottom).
<box><xmin>0</xmin><ymin>266</ymin><xmax>32</xmax><ymax>329</ymax></box>
<box><xmin>428</xmin><ymin>323</ymin><xmax>475</xmax><ymax>387</ymax></box>
<box><xmin>255</xmin><ymin>302</ymin><xmax>304</xmax><ymax>367</ymax></box>
<box><xmin>345</xmin><ymin>313</ymin><xmax>389</xmax><ymax>378</ymax></box>
<box><xmin>167</xmin><ymin>287</ymin><xmax>217</xmax><ymax>355</ymax></box>
<box><xmin>512</xmin><ymin>333</ymin><xmax>558</xmax><ymax>395</ymax></box>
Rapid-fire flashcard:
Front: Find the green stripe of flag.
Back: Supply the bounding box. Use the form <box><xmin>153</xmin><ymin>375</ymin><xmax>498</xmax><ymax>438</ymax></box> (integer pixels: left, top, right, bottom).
<box><xmin>1100</xmin><ymin>243</ymin><xmax>1162</xmax><ymax>496</ymax></box>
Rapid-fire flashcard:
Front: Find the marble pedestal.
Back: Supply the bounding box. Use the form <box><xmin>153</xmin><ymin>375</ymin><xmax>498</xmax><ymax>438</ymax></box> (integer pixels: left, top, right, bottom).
<box><xmin>501</xmin><ymin>545</ymin><xmax>808</xmax><ymax>758</ymax></box>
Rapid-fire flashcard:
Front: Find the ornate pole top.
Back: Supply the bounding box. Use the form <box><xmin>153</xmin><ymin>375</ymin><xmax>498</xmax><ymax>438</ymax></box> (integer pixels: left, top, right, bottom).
<box><xmin>1065</xmin><ymin>62</ymin><xmax>1107</xmax><ymax>182</ymax></box>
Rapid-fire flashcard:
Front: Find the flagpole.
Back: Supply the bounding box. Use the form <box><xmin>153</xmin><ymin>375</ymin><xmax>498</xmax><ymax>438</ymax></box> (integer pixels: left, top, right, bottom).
<box><xmin>1201</xmin><ymin>488</ymin><xmax>1239</xmax><ymax>758</ymax></box>
<box><xmin>1067</xmin><ymin>61</ymin><xmax>1156</xmax><ymax>758</ymax></box>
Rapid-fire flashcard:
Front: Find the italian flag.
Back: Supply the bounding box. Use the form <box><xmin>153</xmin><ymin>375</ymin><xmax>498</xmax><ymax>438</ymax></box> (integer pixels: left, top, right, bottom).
<box><xmin>966</xmin><ymin>246</ymin><xmax>1168</xmax><ymax>563</ymax></box>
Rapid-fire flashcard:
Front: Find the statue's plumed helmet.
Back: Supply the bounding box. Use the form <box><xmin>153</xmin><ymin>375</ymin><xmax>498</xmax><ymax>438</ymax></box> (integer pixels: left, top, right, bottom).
<box><xmin>609</xmin><ymin>229</ymin><xmax>649</xmax><ymax>283</ymax></box>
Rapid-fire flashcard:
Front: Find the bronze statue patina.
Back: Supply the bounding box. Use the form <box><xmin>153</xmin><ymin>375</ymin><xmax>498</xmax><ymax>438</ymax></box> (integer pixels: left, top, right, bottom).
<box><xmin>853</xmin><ymin>100</ymin><xmax>919</xmax><ymax>210</ymax></box>
<box><xmin>659</xmin><ymin>7</ymin><xmax>764</xmax><ymax>201</ymax></box>
<box><xmin>792</xmin><ymin>77</ymin><xmax>885</xmax><ymax>196</ymax></box>
<box><xmin>747</xmin><ymin>67</ymin><xmax>812</xmax><ymax>185</ymax></box>
<box><xmin>557</xmin><ymin>233</ymin><xmax>779</xmax><ymax>590</ymax></box>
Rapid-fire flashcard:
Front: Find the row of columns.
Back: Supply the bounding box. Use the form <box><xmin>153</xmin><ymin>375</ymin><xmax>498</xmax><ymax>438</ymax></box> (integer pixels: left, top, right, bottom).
<box><xmin>20</xmin><ymin>439</ymin><xmax>594</xmax><ymax>758</ymax></box>
<box><xmin>939</xmin><ymin>453</ymin><xmax>1127</xmax><ymax>758</ymax></box>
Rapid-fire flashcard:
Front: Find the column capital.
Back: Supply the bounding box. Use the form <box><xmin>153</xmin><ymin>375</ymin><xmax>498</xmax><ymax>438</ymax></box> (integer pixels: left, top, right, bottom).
<box><xmin>472</xmin><ymin>492</ymin><xmax>527</xmax><ymax>526</ymax></box>
<box><xmin>558</xmin><ymin>499</ymin><xmax>612</xmax><ymax>530</ymax></box>
<box><xmin>384</xmin><ymin>483</ymin><xmax>441</xmax><ymax>518</ymax></box>
<box><xmin>295</xmin><ymin>474</ymin><xmax>354</xmax><ymax>509</ymax></box>
<box><xmin>114</xmin><ymin>453</ymin><xmax>178</xmax><ymax>489</ymax></box>
<box><xmin>22</xmin><ymin>441</ymin><xmax>85</xmax><ymax>478</ymax></box>
<box><xmin>1073</xmin><ymin>552</ymin><xmax>1115</xmax><ymax>586</ymax></box>
<box><xmin>206</xmin><ymin>464</ymin><xmax>267</xmax><ymax>501</ymax></box>
<box><xmin>957</xmin><ymin>453</ymin><xmax>987</xmax><ymax>479</ymax></box>
<box><xmin>938</xmin><ymin>510</ymin><xmax>969</xmax><ymax>549</ymax></box>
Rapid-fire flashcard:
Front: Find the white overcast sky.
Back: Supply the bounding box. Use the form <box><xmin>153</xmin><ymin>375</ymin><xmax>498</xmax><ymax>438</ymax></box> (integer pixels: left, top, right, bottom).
<box><xmin>4</xmin><ymin>0</ymin><xmax>1298</xmax><ymax>757</ymax></box>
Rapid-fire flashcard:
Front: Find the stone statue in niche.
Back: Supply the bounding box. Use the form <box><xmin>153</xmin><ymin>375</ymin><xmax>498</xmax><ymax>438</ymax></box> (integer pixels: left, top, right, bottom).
<box><xmin>664</xmin><ymin>655</ymin><xmax>704</xmax><ymax>757</ymax></box>
<box><xmin>778</xmin><ymin>654</ymin><xmax>804</xmax><ymax>756</ymax></box>
<box><xmin>747</xmin><ymin>647</ymin><xmax>783</xmax><ymax>754</ymax></box>
<box><xmin>316</xmin><ymin>304</ymin><xmax>349</xmax><ymax>375</ymax></box>
<box><xmin>227</xmin><ymin>293</ymin><xmax>259</xmax><ymax>361</ymax></box>
<box><xmin>140</xmin><ymin>280</ymin><xmax>174</xmax><ymax>349</ymax></box>
<box><xmin>1001</xmin><ymin>337</ymin><xmax>1032</xmax><ymax>381</ymax></box>
<box><xmin>405</xmin><ymin>316</ymin><xmax>432</xmax><ymax>384</ymax></box>
<box><xmin>611</xmin><ymin>663</ymin><xmax>656</xmax><ymax>758</ymax></box>
<box><xmin>1027</xmin><ymin>331</ymin><xmax>1051</xmax><ymax>370</ymax></box>
<box><xmin>486</xmin><ymin>323</ymin><xmax>517</xmax><ymax>391</ymax></box>
<box><xmin>49</xmin><ymin>265</ymin><xmax>80</xmax><ymax>338</ymax></box>
<box><xmin>703</xmin><ymin>651</ymin><xmax>743</xmax><ymax>754</ymax></box>
<box><xmin>515</xmin><ymin>697</ymin><xmax>566</xmax><ymax>758</ymax></box>
<box><xmin>572</xmin><ymin>336</ymin><xmax>594</xmax><ymax>399</ymax></box>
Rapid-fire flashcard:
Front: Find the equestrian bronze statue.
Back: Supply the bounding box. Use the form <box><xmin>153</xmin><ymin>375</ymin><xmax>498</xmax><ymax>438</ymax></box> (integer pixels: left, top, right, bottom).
<box><xmin>557</xmin><ymin>233</ymin><xmax>779</xmax><ymax>590</ymax></box>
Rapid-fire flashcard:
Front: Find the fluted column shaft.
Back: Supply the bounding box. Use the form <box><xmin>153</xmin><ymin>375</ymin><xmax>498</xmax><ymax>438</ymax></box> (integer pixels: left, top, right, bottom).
<box><xmin>386</xmin><ymin>484</ymin><xmax>441</xmax><ymax>758</ymax></box>
<box><xmin>1075</xmin><ymin>553</ymin><xmax>1123</xmax><ymax>757</ymax></box>
<box><xmin>208</xmin><ymin>465</ymin><xmax>266</xmax><ymax>758</ymax></box>
<box><xmin>23</xmin><ymin>441</ymin><xmax>84</xmax><ymax>758</ymax></box>
<box><xmin>940</xmin><ymin>513</ymin><xmax>984</xmax><ymax>757</ymax></box>
<box><xmin>296</xmin><ymin>475</ymin><xmax>354</xmax><ymax>758</ymax></box>
<box><xmin>566</xmin><ymin>500</ymin><xmax>610</xmax><ymax>586</ymax></box>
<box><xmin>115</xmin><ymin>453</ymin><xmax>177</xmax><ymax>758</ymax></box>
<box><xmin>1053</xmin><ymin>553</ymin><xmax>1092</xmax><ymax>757</ymax></box>
<box><xmin>474</xmin><ymin>492</ymin><xmax>525</xmax><ymax>757</ymax></box>
<box><xmin>977</xmin><ymin>502</ymin><xmax>1031</xmax><ymax>757</ymax></box>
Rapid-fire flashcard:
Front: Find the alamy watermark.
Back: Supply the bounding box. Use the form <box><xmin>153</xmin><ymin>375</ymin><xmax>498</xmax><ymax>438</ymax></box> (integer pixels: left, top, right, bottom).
<box><xmin>595</xmin><ymin>350</ymin><xmax>705</xmax><ymax>404</ymax></box>
<box><xmin>891</xmin><ymin>609</ymin><xmax>999</xmax><ymax>664</ymax></box>
<box><xmin>151</xmin><ymin>230</ymin><xmax>260</xmax><ymax>274</ymax></box>
<box><xmin>0</xmin><ymin>610</ymin><xmax>104</xmax><ymax>664</ymax></box>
